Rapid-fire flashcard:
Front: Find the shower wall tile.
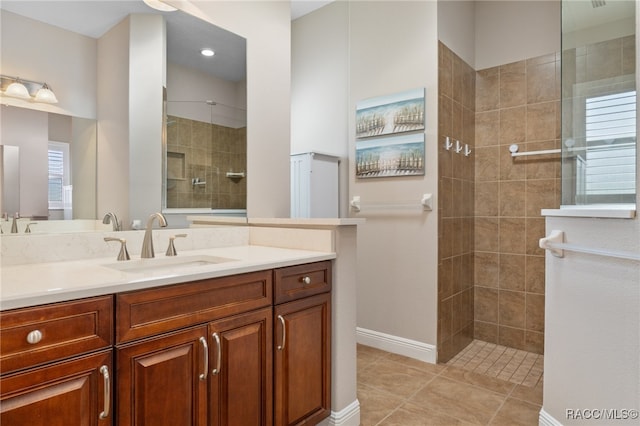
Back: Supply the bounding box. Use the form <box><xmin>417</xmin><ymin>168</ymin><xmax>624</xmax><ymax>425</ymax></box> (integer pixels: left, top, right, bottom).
<box><xmin>473</xmin><ymin>51</ymin><xmax>560</xmax><ymax>355</ymax></box>
<box><xmin>500</xmin><ymin>61</ymin><xmax>527</xmax><ymax>108</ymax></box>
<box><xmin>476</xmin><ymin>68</ymin><xmax>499</xmax><ymax>112</ymax></box>
<box><xmin>438</xmin><ymin>43</ymin><xmax>475</xmax><ymax>362</ymax></box>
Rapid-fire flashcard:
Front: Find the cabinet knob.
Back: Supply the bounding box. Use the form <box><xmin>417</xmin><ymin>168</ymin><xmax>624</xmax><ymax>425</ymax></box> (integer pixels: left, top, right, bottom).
<box><xmin>26</xmin><ymin>330</ymin><xmax>43</xmax><ymax>344</ymax></box>
<box><xmin>301</xmin><ymin>276</ymin><xmax>311</xmax><ymax>285</ymax></box>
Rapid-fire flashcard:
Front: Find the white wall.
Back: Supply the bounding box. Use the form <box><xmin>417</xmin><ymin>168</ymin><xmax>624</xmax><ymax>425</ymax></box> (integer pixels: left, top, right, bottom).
<box><xmin>0</xmin><ymin>107</ymin><xmax>48</xmax><ymax>217</ymax></box>
<box><xmin>349</xmin><ymin>1</ymin><xmax>440</xmax><ymax>353</ymax></box>
<box><xmin>475</xmin><ymin>0</ymin><xmax>561</xmax><ymax>70</ymax></box>
<box><xmin>167</xmin><ymin>62</ymin><xmax>246</xmax><ymax>128</ymax></box>
<box><xmin>291</xmin><ymin>1</ymin><xmax>350</xmax><ymax>217</ymax></box>
<box><xmin>542</xmin><ymin>216</ymin><xmax>640</xmax><ymax>425</ymax></box>
<box><xmin>0</xmin><ymin>10</ymin><xmax>97</xmax><ymax>118</ymax></box>
<box><xmin>176</xmin><ymin>1</ymin><xmax>292</xmax><ymax>218</ymax></box>
<box><xmin>438</xmin><ymin>0</ymin><xmax>476</xmax><ymax>67</ymax></box>
<box><xmin>128</xmin><ymin>14</ymin><xmax>166</xmax><ymax>225</ymax></box>
<box><xmin>97</xmin><ymin>17</ymin><xmax>130</xmax><ymax>227</ymax></box>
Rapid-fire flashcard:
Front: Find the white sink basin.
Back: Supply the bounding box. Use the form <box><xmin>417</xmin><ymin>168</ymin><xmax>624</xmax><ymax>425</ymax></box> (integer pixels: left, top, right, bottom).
<box><xmin>104</xmin><ymin>255</ymin><xmax>237</xmax><ymax>273</ymax></box>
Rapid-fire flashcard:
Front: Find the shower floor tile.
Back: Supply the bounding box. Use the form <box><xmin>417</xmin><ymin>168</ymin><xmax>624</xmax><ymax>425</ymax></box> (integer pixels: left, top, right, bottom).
<box><xmin>446</xmin><ymin>340</ymin><xmax>543</xmax><ymax>387</ymax></box>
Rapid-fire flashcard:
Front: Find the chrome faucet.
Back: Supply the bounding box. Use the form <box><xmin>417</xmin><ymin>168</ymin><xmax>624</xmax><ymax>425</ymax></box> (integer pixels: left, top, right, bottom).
<box><xmin>11</xmin><ymin>213</ymin><xmax>19</xmax><ymax>233</ymax></box>
<box><xmin>140</xmin><ymin>213</ymin><xmax>168</xmax><ymax>258</ymax></box>
<box><xmin>102</xmin><ymin>212</ymin><xmax>121</xmax><ymax>231</ymax></box>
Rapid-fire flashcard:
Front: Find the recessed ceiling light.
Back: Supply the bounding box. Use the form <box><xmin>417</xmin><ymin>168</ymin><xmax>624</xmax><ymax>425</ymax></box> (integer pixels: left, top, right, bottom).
<box><xmin>143</xmin><ymin>0</ymin><xmax>177</xmax><ymax>12</ymax></box>
<box><xmin>201</xmin><ymin>48</ymin><xmax>215</xmax><ymax>57</ymax></box>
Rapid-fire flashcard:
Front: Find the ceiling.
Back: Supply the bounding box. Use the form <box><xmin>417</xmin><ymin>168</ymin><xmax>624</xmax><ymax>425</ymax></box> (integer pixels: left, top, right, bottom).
<box><xmin>0</xmin><ymin>1</ymin><xmax>246</xmax><ymax>82</ymax></box>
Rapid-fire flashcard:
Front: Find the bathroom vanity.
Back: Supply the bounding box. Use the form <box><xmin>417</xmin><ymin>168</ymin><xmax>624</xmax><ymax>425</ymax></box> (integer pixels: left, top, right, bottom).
<box><xmin>0</xmin><ymin>220</ymin><xmax>361</xmax><ymax>426</ymax></box>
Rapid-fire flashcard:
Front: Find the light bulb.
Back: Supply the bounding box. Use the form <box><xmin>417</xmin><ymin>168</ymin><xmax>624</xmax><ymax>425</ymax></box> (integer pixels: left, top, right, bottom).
<box><xmin>34</xmin><ymin>83</ymin><xmax>58</xmax><ymax>104</ymax></box>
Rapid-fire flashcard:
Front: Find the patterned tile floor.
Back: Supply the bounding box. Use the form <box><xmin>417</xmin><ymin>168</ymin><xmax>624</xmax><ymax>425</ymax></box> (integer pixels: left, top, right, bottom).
<box><xmin>446</xmin><ymin>340</ymin><xmax>543</xmax><ymax>387</ymax></box>
<box><xmin>357</xmin><ymin>343</ymin><xmax>543</xmax><ymax>425</ymax></box>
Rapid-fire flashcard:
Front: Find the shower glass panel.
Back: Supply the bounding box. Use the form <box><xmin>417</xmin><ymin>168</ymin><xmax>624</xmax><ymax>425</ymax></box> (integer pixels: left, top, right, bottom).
<box><xmin>164</xmin><ymin>100</ymin><xmax>247</xmax><ymax>210</ymax></box>
<box><xmin>561</xmin><ymin>0</ymin><xmax>636</xmax><ymax>205</ymax></box>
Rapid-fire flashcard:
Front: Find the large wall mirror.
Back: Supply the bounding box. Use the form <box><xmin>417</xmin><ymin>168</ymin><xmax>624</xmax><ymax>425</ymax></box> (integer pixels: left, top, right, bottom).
<box><xmin>561</xmin><ymin>0</ymin><xmax>636</xmax><ymax>205</ymax></box>
<box><xmin>0</xmin><ymin>1</ymin><xmax>246</xmax><ymax>232</ymax></box>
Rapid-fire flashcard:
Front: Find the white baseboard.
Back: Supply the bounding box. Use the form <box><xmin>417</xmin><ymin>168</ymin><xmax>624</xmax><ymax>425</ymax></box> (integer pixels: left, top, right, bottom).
<box><xmin>318</xmin><ymin>400</ymin><xmax>360</xmax><ymax>426</ymax></box>
<box><xmin>539</xmin><ymin>408</ymin><xmax>563</xmax><ymax>426</ymax></box>
<box><xmin>356</xmin><ymin>327</ymin><xmax>437</xmax><ymax>364</ymax></box>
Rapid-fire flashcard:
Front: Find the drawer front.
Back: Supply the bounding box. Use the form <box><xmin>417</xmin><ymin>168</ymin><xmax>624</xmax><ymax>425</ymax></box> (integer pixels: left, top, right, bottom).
<box><xmin>116</xmin><ymin>270</ymin><xmax>273</xmax><ymax>343</ymax></box>
<box><xmin>0</xmin><ymin>296</ymin><xmax>114</xmax><ymax>374</ymax></box>
<box><xmin>274</xmin><ymin>261</ymin><xmax>332</xmax><ymax>305</ymax></box>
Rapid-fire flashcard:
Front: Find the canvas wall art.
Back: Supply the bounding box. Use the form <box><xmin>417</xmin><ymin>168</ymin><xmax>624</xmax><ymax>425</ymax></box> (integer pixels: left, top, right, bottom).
<box><xmin>356</xmin><ymin>133</ymin><xmax>425</xmax><ymax>179</ymax></box>
<box><xmin>356</xmin><ymin>88</ymin><xmax>425</xmax><ymax>138</ymax></box>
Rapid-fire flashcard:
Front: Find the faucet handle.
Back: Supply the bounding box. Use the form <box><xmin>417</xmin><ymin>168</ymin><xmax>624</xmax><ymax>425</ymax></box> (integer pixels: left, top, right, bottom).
<box><xmin>166</xmin><ymin>234</ymin><xmax>187</xmax><ymax>256</ymax></box>
<box><xmin>104</xmin><ymin>237</ymin><xmax>130</xmax><ymax>261</ymax></box>
<box><xmin>25</xmin><ymin>222</ymin><xmax>37</xmax><ymax>233</ymax></box>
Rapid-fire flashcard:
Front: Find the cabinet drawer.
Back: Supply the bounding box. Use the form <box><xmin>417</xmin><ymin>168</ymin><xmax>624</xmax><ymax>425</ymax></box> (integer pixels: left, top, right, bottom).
<box><xmin>116</xmin><ymin>270</ymin><xmax>272</xmax><ymax>343</ymax></box>
<box><xmin>0</xmin><ymin>296</ymin><xmax>113</xmax><ymax>375</ymax></box>
<box><xmin>273</xmin><ymin>261</ymin><xmax>331</xmax><ymax>305</ymax></box>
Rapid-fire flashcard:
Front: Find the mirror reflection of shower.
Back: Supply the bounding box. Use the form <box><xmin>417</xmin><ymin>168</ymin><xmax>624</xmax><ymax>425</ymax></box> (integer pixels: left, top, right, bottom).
<box><xmin>165</xmin><ymin>99</ymin><xmax>246</xmax><ymax>211</ymax></box>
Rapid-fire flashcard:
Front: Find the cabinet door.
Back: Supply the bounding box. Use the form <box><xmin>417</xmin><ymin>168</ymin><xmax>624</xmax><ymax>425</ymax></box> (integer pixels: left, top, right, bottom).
<box><xmin>116</xmin><ymin>326</ymin><xmax>208</xmax><ymax>426</ymax></box>
<box><xmin>208</xmin><ymin>307</ymin><xmax>273</xmax><ymax>426</ymax></box>
<box><xmin>0</xmin><ymin>350</ymin><xmax>113</xmax><ymax>426</ymax></box>
<box><xmin>274</xmin><ymin>293</ymin><xmax>331</xmax><ymax>426</ymax></box>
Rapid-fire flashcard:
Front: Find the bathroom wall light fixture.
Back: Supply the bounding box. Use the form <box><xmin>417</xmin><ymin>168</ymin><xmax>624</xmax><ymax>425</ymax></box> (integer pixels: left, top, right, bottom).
<box><xmin>1</xmin><ymin>75</ymin><xmax>58</xmax><ymax>104</ymax></box>
<box><xmin>200</xmin><ymin>48</ymin><xmax>215</xmax><ymax>57</ymax></box>
<box><xmin>4</xmin><ymin>79</ymin><xmax>30</xmax><ymax>99</ymax></box>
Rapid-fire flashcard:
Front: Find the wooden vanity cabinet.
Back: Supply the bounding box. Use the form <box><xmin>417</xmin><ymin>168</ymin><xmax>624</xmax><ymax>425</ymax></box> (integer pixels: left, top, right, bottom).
<box><xmin>115</xmin><ymin>270</ymin><xmax>273</xmax><ymax>426</ymax></box>
<box><xmin>273</xmin><ymin>262</ymin><xmax>332</xmax><ymax>426</ymax></box>
<box><xmin>0</xmin><ymin>296</ymin><xmax>114</xmax><ymax>426</ymax></box>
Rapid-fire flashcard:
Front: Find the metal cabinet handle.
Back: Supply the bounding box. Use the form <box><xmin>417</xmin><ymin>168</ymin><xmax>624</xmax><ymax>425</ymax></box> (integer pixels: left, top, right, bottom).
<box><xmin>199</xmin><ymin>336</ymin><xmax>208</xmax><ymax>380</ymax></box>
<box><xmin>301</xmin><ymin>276</ymin><xmax>311</xmax><ymax>285</ymax></box>
<box><xmin>212</xmin><ymin>332</ymin><xmax>221</xmax><ymax>375</ymax></box>
<box><xmin>99</xmin><ymin>365</ymin><xmax>110</xmax><ymax>419</ymax></box>
<box><xmin>277</xmin><ymin>315</ymin><xmax>286</xmax><ymax>351</ymax></box>
<box><xmin>26</xmin><ymin>330</ymin><xmax>43</xmax><ymax>344</ymax></box>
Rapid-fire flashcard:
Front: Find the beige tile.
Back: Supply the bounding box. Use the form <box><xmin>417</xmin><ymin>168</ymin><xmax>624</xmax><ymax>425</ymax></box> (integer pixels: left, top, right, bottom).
<box><xmin>524</xmin><ymin>140</ymin><xmax>559</xmax><ymax>180</ymax></box>
<box><xmin>489</xmin><ymin>398</ymin><xmax>541</xmax><ymax>426</ymax></box>
<box><xmin>525</xmin><ymin>256</ymin><xmax>545</xmax><ymax>294</ymax></box>
<box><xmin>622</xmin><ymin>35</ymin><xmax>636</xmax><ymax>76</ymax></box>
<box><xmin>439</xmin><ymin>258</ymin><xmax>454</xmax><ymax>300</ymax></box>
<box><xmin>475</xmin><ymin>111</ymin><xmax>500</xmax><ymax>148</ymax></box>
<box><xmin>526</xmin><ymin>102</ymin><xmax>556</xmax><ymax>142</ymax></box>
<box><xmin>475</xmin><ymin>146</ymin><xmax>500</xmax><ymax>181</ymax></box>
<box><xmin>499</xmin><ymin>106</ymin><xmax>526</xmax><ymax>144</ymax></box>
<box><xmin>475</xmin><ymin>252</ymin><xmax>499</xmax><ymax>288</ymax></box>
<box><xmin>439</xmin><ymin>43</ymin><xmax>453</xmax><ymax>99</ymax></box>
<box><xmin>381</xmin><ymin>402</ymin><xmax>475</xmax><ymax>426</ymax></box>
<box><xmin>442</xmin><ymin>366</ymin><xmax>515</xmax><ymax>395</ymax></box>
<box><xmin>475</xmin><ymin>218</ymin><xmax>500</xmax><ymax>252</ymax></box>
<box><xmin>475</xmin><ymin>181</ymin><xmax>499</xmax><ymax>217</ymax></box>
<box><xmin>410</xmin><ymin>376</ymin><xmax>506</xmax><ymax>425</ymax></box>
<box><xmin>525</xmin><ymin>219</ymin><xmax>546</xmax><ymax>256</ymax></box>
<box><xmin>357</xmin><ymin>383</ymin><xmax>405</xmax><ymax>426</ymax></box>
<box><xmin>499</xmin><ymin>181</ymin><xmax>525</xmax><ymax>217</ymax></box>
<box><xmin>358</xmin><ymin>344</ymin><xmax>390</xmax><ymax>368</ymax></box>
<box><xmin>586</xmin><ymin>38</ymin><xmax>623</xmax><ymax>81</ymax></box>
<box><xmin>499</xmin><ymin>218</ymin><xmax>526</xmax><ymax>255</ymax></box>
<box><xmin>499</xmin><ymin>290</ymin><xmax>526</xmax><ymax>329</ymax></box>
<box><xmin>475</xmin><ymin>321</ymin><xmax>499</xmax><ymax>344</ymax></box>
<box><xmin>500</xmin><ymin>144</ymin><xmax>526</xmax><ymax>181</ymax></box>
<box><xmin>475</xmin><ymin>287</ymin><xmax>499</xmax><ymax>323</ymax></box>
<box><xmin>525</xmin><ymin>294</ymin><xmax>545</xmax><ymax>332</ymax></box>
<box><xmin>527</xmin><ymin>61</ymin><xmax>557</xmax><ymax>104</ymax></box>
<box><xmin>440</xmin><ymin>95</ymin><xmax>453</xmax><ymax>140</ymax></box>
<box><xmin>499</xmin><ymin>255</ymin><xmax>526</xmax><ymax>292</ymax></box>
<box><xmin>387</xmin><ymin>353</ymin><xmax>448</xmax><ymax>375</ymax></box>
<box><xmin>524</xmin><ymin>331</ymin><xmax>544</xmax><ymax>355</ymax></box>
<box><xmin>525</xmin><ymin>179</ymin><xmax>556</xmax><ymax>217</ymax></box>
<box><xmin>476</xmin><ymin>67</ymin><xmax>500</xmax><ymax>112</ymax></box>
<box><xmin>499</xmin><ymin>326</ymin><xmax>526</xmax><ymax>351</ymax></box>
<box><xmin>500</xmin><ymin>61</ymin><xmax>527</xmax><ymax>108</ymax></box>
<box><xmin>359</xmin><ymin>357</ymin><xmax>436</xmax><ymax>398</ymax></box>
<box><xmin>510</xmin><ymin>381</ymin><xmax>543</xmax><ymax>405</ymax></box>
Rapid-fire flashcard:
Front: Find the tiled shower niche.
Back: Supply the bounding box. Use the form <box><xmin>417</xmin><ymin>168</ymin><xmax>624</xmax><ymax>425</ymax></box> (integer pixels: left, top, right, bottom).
<box><xmin>166</xmin><ymin>115</ymin><xmax>246</xmax><ymax>210</ymax></box>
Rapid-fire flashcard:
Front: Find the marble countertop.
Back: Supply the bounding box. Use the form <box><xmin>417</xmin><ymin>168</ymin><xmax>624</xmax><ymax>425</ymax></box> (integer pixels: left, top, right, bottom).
<box><xmin>0</xmin><ymin>245</ymin><xmax>335</xmax><ymax>311</ymax></box>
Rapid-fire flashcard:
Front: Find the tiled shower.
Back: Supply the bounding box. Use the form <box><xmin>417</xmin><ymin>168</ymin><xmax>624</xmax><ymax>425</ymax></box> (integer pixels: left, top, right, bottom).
<box><xmin>438</xmin><ymin>42</ymin><xmax>562</xmax><ymax>362</ymax></box>
<box><xmin>166</xmin><ymin>115</ymin><xmax>247</xmax><ymax>210</ymax></box>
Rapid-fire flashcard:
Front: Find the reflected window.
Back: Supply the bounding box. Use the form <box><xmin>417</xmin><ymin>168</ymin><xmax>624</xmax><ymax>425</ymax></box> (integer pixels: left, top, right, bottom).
<box><xmin>48</xmin><ymin>142</ymin><xmax>70</xmax><ymax>211</ymax></box>
<box><xmin>582</xmin><ymin>90</ymin><xmax>636</xmax><ymax>199</ymax></box>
